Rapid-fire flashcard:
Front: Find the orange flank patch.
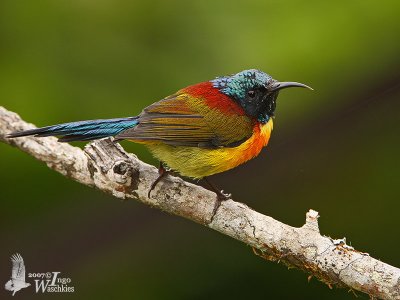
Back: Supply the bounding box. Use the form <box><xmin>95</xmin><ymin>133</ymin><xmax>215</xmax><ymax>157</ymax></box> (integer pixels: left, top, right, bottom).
<box><xmin>219</xmin><ymin>119</ymin><xmax>273</xmax><ymax>172</ymax></box>
<box><xmin>183</xmin><ymin>82</ymin><xmax>245</xmax><ymax>116</ymax></box>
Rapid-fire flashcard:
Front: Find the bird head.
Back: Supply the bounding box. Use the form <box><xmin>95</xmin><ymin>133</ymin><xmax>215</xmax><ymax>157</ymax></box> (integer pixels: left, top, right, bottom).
<box><xmin>211</xmin><ymin>69</ymin><xmax>312</xmax><ymax>123</ymax></box>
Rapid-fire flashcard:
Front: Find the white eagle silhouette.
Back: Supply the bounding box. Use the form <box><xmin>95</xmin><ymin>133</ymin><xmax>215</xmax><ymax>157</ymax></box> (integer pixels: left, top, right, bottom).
<box><xmin>4</xmin><ymin>253</ymin><xmax>30</xmax><ymax>296</ymax></box>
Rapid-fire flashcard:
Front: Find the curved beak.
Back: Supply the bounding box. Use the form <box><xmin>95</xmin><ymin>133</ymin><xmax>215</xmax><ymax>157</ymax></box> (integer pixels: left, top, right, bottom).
<box><xmin>270</xmin><ymin>81</ymin><xmax>313</xmax><ymax>92</ymax></box>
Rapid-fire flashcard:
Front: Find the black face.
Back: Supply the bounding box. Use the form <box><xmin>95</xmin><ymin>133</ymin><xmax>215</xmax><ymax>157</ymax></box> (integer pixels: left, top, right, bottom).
<box><xmin>211</xmin><ymin>69</ymin><xmax>312</xmax><ymax>124</ymax></box>
<box><xmin>242</xmin><ymin>87</ymin><xmax>279</xmax><ymax>123</ymax></box>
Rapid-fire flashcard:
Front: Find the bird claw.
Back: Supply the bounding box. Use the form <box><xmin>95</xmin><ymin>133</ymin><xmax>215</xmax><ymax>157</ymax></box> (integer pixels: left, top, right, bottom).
<box><xmin>211</xmin><ymin>190</ymin><xmax>231</xmax><ymax>222</ymax></box>
<box><xmin>218</xmin><ymin>190</ymin><xmax>231</xmax><ymax>200</ymax></box>
<box><xmin>148</xmin><ymin>162</ymin><xmax>173</xmax><ymax>198</ymax></box>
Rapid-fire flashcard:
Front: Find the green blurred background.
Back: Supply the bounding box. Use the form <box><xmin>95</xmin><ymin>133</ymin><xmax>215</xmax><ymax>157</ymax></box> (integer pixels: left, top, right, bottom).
<box><xmin>1</xmin><ymin>0</ymin><xmax>399</xmax><ymax>299</ymax></box>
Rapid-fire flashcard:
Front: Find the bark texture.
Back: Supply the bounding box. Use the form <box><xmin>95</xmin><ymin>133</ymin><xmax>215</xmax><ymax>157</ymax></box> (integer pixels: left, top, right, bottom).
<box><xmin>1</xmin><ymin>106</ymin><xmax>399</xmax><ymax>300</ymax></box>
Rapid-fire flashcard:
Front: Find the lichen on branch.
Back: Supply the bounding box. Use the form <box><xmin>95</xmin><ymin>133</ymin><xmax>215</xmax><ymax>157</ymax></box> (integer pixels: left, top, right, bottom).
<box><xmin>1</xmin><ymin>106</ymin><xmax>399</xmax><ymax>300</ymax></box>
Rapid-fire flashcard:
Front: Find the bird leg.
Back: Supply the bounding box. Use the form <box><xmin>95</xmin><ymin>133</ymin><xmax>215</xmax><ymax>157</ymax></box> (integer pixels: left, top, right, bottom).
<box><xmin>203</xmin><ymin>177</ymin><xmax>231</xmax><ymax>219</ymax></box>
<box><xmin>148</xmin><ymin>162</ymin><xmax>170</xmax><ymax>198</ymax></box>
<box><xmin>203</xmin><ymin>177</ymin><xmax>232</xmax><ymax>200</ymax></box>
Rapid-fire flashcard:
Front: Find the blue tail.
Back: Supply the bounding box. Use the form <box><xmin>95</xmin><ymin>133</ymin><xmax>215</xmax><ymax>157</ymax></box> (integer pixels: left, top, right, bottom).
<box><xmin>7</xmin><ymin>116</ymin><xmax>139</xmax><ymax>142</ymax></box>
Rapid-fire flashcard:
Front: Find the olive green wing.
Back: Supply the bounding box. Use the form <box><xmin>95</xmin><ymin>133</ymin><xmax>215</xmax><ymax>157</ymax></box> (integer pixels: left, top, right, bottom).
<box><xmin>115</xmin><ymin>93</ymin><xmax>254</xmax><ymax>148</ymax></box>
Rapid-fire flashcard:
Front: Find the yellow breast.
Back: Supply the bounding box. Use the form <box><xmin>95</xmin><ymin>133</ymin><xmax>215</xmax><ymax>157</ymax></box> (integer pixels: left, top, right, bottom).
<box><xmin>144</xmin><ymin>119</ymin><xmax>273</xmax><ymax>179</ymax></box>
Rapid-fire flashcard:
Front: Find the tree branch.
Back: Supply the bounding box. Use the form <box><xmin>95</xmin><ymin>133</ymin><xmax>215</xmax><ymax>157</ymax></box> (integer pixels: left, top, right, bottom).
<box><xmin>1</xmin><ymin>106</ymin><xmax>399</xmax><ymax>300</ymax></box>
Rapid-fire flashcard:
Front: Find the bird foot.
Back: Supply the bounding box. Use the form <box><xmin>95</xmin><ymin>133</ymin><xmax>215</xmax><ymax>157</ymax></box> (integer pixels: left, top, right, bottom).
<box><xmin>217</xmin><ymin>190</ymin><xmax>231</xmax><ymax>201</ymax></box>
<box><xmin>148</xmin><ymin>162</ymin><xmax>170</xmax><ymax>198</ymax></box>
<box><xmin>210</xmin><ymin>188</ymin><xmax>232</xmax><ymax>222</ymax></box>
<box><xmin>211</xmin><ymin>195</ymin><xmax>228</xmax><ymax>222</ymax></box>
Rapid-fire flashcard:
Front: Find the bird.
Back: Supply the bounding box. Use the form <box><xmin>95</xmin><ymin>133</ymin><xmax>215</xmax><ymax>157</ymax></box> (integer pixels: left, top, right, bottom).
<box><xmin>7</xmin><ymin>69</ymin><xmax>312</xmax><ymax>199</ymax></box>
<box><xmin>4</xmin><ymin>253</ymin><xmax>31</xmax><ymax>296</ymax></box>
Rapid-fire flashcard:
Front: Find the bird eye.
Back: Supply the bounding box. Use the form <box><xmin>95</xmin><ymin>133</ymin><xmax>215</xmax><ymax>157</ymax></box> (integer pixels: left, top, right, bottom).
<box><xmin>247</xmin><ymin>90</ymin><xmax>255</xmax><ymax>98</ymax></box>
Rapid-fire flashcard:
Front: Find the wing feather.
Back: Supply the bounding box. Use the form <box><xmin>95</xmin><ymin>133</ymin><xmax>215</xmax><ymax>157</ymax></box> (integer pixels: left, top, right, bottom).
<box><xmin>116</xmin><ymin>93</ymin><xmax>253</xmax><ymax>148</ymax></box>
<box><xmin>10</xmin><ymin>253</ymin><xmax>26</xmax><ymax>281</ymax></box>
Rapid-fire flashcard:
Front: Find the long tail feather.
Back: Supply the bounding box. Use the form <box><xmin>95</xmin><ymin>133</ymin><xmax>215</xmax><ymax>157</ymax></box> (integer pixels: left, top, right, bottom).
<box><xmin>7</xmin><ymin>117</ymin><xmax>139</xmax><ymax>142</ymax></box>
